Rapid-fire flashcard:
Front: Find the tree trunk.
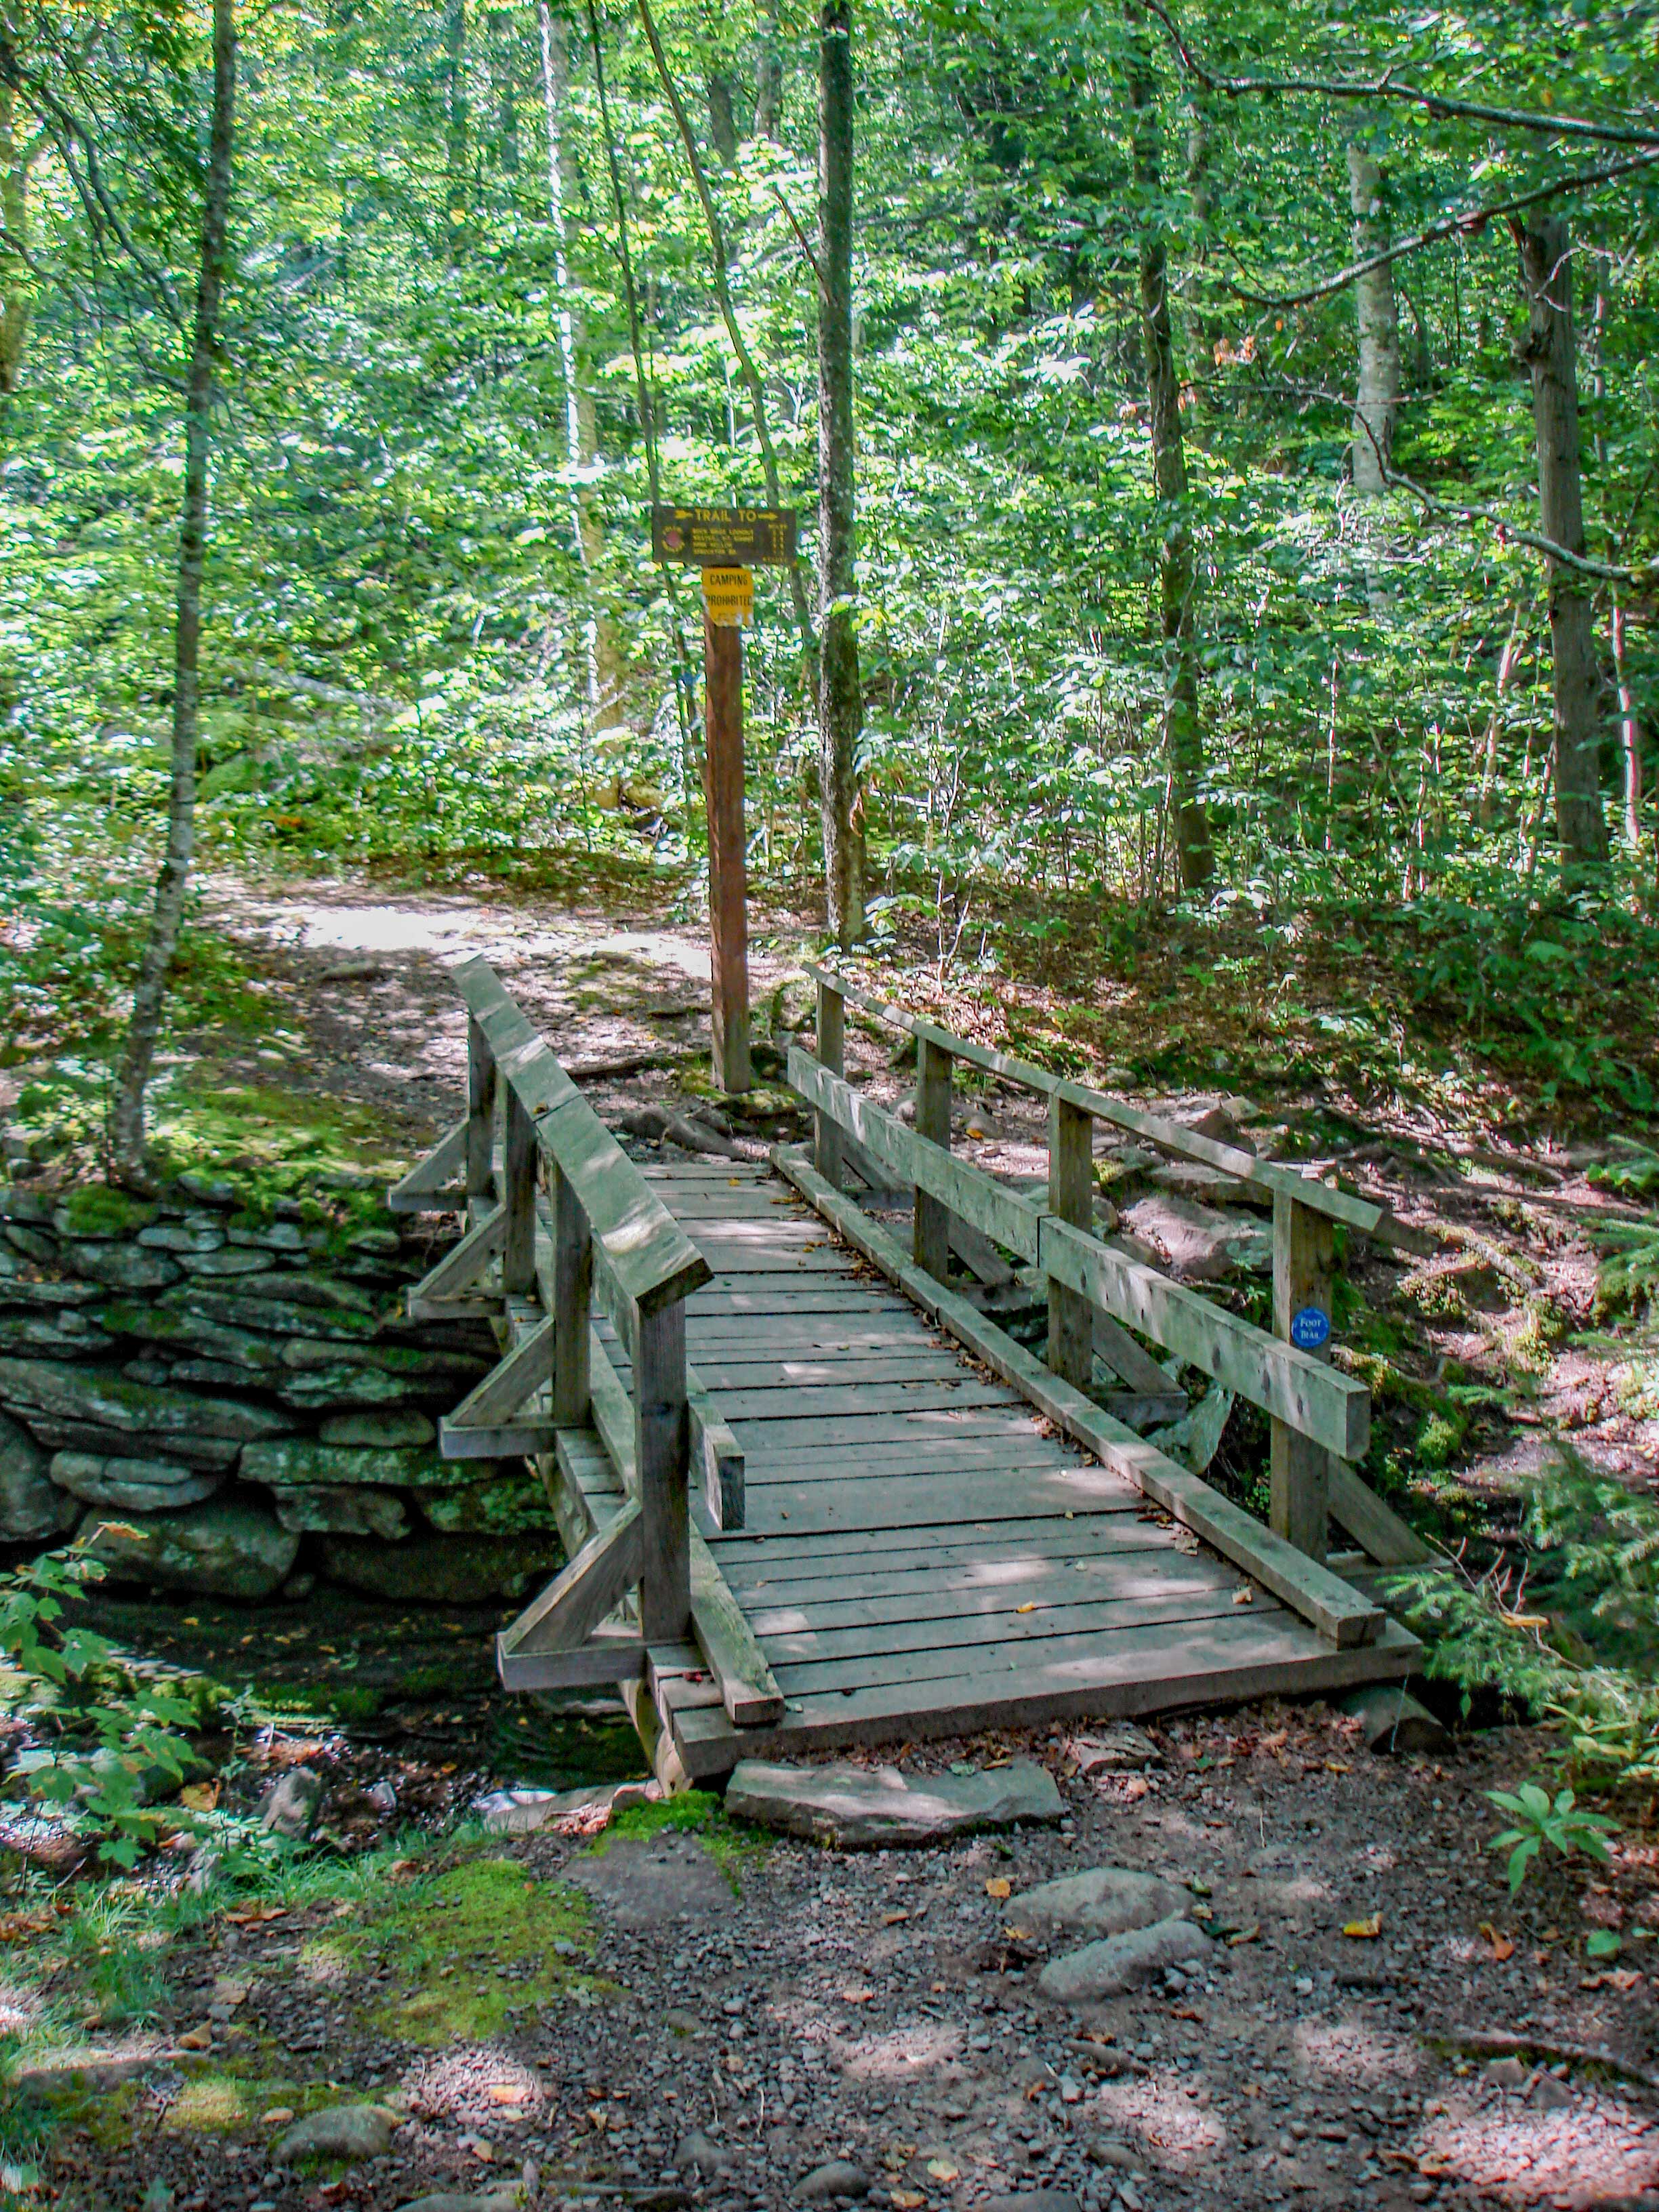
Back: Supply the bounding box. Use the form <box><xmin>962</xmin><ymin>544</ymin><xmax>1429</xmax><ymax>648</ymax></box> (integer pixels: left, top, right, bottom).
<box><xmin>0</xmin><ymin>81</ymin><xmax>35</xmax><ymax>394</ymax></box>
<box><xmin>1346</xmin><ymin>142</ymin><xmax>1399</xmax><ymax>494</ymax></box>
<box><xmin>817</xmin><ymin>0</ymin><xmax>863</xmax><ymax>947</ymax></box>
<box><xmin>443</xmin><ymin>0</ymin><xmax>468</xmax><ymax>262</ymax></box>
<box><xmin>754</xmin><ymin>0</ymin><xmax>783</xmax><ymax>141</ymax></box>
<box><xmin>1515</xmin><ymin>215</ymin><xmax>1608</xmax><ymax>868</ymax></box>
<box><xmin>1180</xmin><ymin>102</ymin><xmax>1213</xmax><ymax>369</ymax></box>
<box><xmin>706</xmin><ymin>70</ymin><xmax>738</xmax><ymax>163</ymax></box>
<box><xmin>539</xmin><ymin>0</ymin><xmax>620</xmax><ymax>731</ymax></box>
<box><xmin>1127</xmin><ymin>13</ymin><xmax>1212</xmax><ymax>892</ymax></box>
<box><xmin>110</xmin><ymin>0</ymin><xmax>236</xmax><ymax>1183</ymax></box>
<box><xmin>1612</xmin><ymin>598</ymin><xmax>1643</xmax><ymax>853</ymax></box>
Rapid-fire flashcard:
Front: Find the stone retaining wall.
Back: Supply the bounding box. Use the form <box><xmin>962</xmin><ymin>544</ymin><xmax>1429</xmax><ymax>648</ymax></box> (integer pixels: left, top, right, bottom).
<box><xmin>0</xmin><ymin>1177</ymin><xmax>562</xmax><ymax>1604</ymax></box>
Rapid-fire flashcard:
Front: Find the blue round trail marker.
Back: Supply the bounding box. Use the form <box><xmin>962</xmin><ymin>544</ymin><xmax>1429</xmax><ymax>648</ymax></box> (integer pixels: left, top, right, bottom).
<box><xmin>1290</xmin><ymin>1305</ymin><xmax>1331</xmax><ymax>1351</ymax></box>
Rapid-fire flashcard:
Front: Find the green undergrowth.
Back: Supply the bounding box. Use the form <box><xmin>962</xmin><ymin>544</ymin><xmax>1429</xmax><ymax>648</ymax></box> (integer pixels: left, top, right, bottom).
<box><xmin>585</xmin><ymin>1788</ymin><xmax>771</xmax><ymax>1895</ymax></box>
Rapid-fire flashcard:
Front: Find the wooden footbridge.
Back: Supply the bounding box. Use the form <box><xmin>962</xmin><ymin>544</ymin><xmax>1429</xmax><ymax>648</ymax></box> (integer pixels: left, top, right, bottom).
<box><xmin>390</xmin><ymin>959</ymin><xmax>1432</xmax><ymax>1786</ymax></box>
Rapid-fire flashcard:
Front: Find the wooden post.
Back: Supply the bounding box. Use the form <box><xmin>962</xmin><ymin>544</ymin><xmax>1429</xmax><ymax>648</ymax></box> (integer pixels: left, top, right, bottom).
<box><xmin>635</xmin><ymin>1298</ymin><xmax>691</xmax><ymax>1642</ymax></box>
<box><xmin>551</xmin><ymin>1160</ymin><xmax>592</xmax><ymax>1427</ymax></box>
<box><xmin>1271</xmin><ymin>1189</ymin><xmax>1335</xmax><ymax>1560</ymax></box>
<box><xmin>703</xmin><ymin>607</ymin><xmax>752</xmax><ymax>1094</ymax></box>
<box><xmin>1047</xmin><ymin>1093</ymin><xmax>1094</xmax><ymax>1390</ymax></box>
<box><xmin>466</xmin><ymin>1015</ymin><xmax>496</xmax><ymax>1201</ymax></box>
<box><xmin>914</xmin><ymin>1034</ymin><xmax>953</xmax><ymax>1279</ymax></box>
<box><xmin>815</xmin><ymin>975</ymin><xmax>845</xmax><ymax>1187</ymax></box>
<box><xmin>502</xmin><ymin>1086</ymin><xmax>536</xmax><ymax>1297</ymax></box>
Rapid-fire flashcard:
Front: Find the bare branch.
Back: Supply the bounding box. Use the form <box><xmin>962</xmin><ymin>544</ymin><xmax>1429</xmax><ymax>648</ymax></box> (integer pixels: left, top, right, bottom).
<box><xmin>1139</xmin><ymin>0</ymin><xmax>1659</xmax><ymax>152</ymax></box>
<box><xmin>1227</xmin><ymin>150</ymin><xmax>1659</xmax><ymax>309</ymax></box>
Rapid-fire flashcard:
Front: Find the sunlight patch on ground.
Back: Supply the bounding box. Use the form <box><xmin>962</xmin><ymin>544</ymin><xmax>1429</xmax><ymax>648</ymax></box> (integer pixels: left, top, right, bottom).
<box><xmin>1092</xmin><ymin>2076</ymin><xmax>1227</xmax><ymax>2169</ymax></box>
<box><xmin>839</xmin><ymin>2021</ymin><xmax>964</xmax><ymax>2083</ymax></box>
<box><xmin>1419</xmin><ymin>2097</ymin><xmax>1659</xmax><ymax>2203</ymax></box>
<box><xmin>1293</xmin><ymin>2019</ymin><xmax>1422</xmax><ymax>2086</ymax></box>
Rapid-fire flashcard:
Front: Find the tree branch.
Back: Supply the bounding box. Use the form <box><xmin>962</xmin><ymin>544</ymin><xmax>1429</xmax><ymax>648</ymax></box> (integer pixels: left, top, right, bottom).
<box><xmin>1227</xmin><ymin>150</ymin><xmax>1659</xmax><ymax>309</ymax></box>
<box><xmin>1139</xmin><ymin>0</ymin><xmax>1659</xmax><ymax>152</ymax></box>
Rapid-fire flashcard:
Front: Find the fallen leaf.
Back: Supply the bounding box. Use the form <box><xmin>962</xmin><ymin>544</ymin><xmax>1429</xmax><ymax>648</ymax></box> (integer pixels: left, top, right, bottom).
<box><xmin>471</xmin><ymin>2139</ymin><xmax>495</xmax><ymax>2161</ymax></box>
<box><xmin>178</xmin><ymin>2028</ymin><xmax>212</xmax><ymax>2052</ymax></box>
<box><xmin>226</xmin><ymin>1905</ymin><xmax>287</xmax><ymax>1927</ymax></box>
<box><xmin>1171</xmin><ymin>2005</ymin><xmax>1202</xmax><ymax>2022</ymax></box>
<box><xmin>1325</xmin><ymin>1759</ymin><xmax>1351</xmax><ymax>1774</ymax></box>
<box><xmin>1232</xmin><ymin>1586</ymin><xmax>1254</xmax><ymax>1605</ymax></box>
<box><xmin>0</xmin><ymin>1910</ymin><xmax>59</xmax><ymax>1943</ymax></box>
<box><xmin>487</xmin><ymin>2085</ymin><xmax>527</xmax><ymax>2106</ymax></box>
<box><xmin>1259</xmin><ymin>1729</ymin><xmax>1288</xmax><ymax>1752</ymax></box>
<box><xmin>926</xmin><ymin>2160</ymin><xmax>960</xmax><ymax>2183</ymax></box>
<box><xmin>840</xmin><ymin>1987</ymin><xmax>875</xmax><ymax>2004</ymax></box>
<box><xmin>1478</xmin><ymin>1923</ymin><xmax>1515</xmax><ymax>1963</ymax></box>
<box><xmin>890</xmin><ymin>2194</ymin><xmax>925</xmax><ymax>2210</ymax></box>
<box><xmin>1343</xmin><ymin>1914</ymin><xmax>1382</xmax><ymax>1940</ymax></box>
<box><xmin>1015</xmin><ymin>1602</ymin><xmax>1038</xmax><ymax>1614</ymax></box>
<box><xmin>1006</xmin><ymin>1925</ymin><xmax>1036</xmax><ymax>1942</ymax></box>
<box><xmin>985</xmin><ymin>1877</ymin><xmax>1012</xmax><ymax>1899</ymax></box>
<box><xmin>179</xmin><ymin>1782</ymin><xmax>220</xmax><ymax>1813</ymax></box>
<box><xmin>883</xmin><ymin>1911</ymin><xmax>909</xmax><ymax>1926</ymax></box>
<box><xmin>261</xmin><ymin>2108</ymin><xmax>295</xmax><ymax>2127</ymax></box>
<box><xmin>1226</xmin><ymin>1923</ymin><xmax>1261</xmax><ymax>1947</ymax></box>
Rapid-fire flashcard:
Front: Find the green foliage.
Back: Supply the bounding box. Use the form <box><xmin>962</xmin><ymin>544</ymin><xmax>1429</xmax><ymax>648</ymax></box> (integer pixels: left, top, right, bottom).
<box><xmin>1486</xmin><ymin>1780</ymin><xmax>1616</xmax><ymax>1895</ymax></box>
<box><xmin>0</xmin><ymin>1549</ymin><xmax>201</xmax><ymax>1868</ymax></box>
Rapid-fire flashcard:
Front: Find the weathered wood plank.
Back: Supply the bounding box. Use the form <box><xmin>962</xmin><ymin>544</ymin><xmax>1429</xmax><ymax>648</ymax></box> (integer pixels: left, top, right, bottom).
<box><xmin>497</xmin><ymin>1498</ymin><xmax>642</xmax><ymax>1657</ymax></box>
<box><xmin>669</xmin><ymin>1616</ymin><xmax>1419</xmax><ymax>1776</ymax></box>
<box><xmin>1271</xmin><ymin>1187</ymin><xmax>1334</xmax><ymax>1560</ymax></box>
<box><xmin>1040</xmin><ymin>1215</ymin><xmax>1370</xmax><ymax>1460</ymax></box>
<box><xmin>715</xmin><ymin>1516</ymin><xmax>1155</xmax><ymax>1576</ymax></box>
<box><xmin>552</xmin><ymin>1160</ymin><xmax>594</xmax><ymax>1427</ymax></box>
<box><xmin>914</xmin><ymin>1033</ymin><xmax>954</xmax><ymax>1280</ymax></box>
<box><xmin>1329</xmin><ymin>1460</ymin><xmax>1433</xmax><ymax>1566</ymax></box>
<box><xmin>388</xmin><ymin>1116</ymin><xmax>469</xmax><ymax>1214</ymax></box>
<box><xmin>747</xmin><ymin>1555</ymin><xmax>1234</xmax><ymax>1639</ymax></box>
<box><xmin>1047</xmin><ymin>1092</ymin><xmax>1094</xmax><ymax>1391</ymax></box>
<box><xmin>405</xmin><ymin>1206</ymin><xmax>506</xmax><ymax>1319</ymax></box>
<box><xmin>634</xmin><ymin>1299</ymin><xmax>690</xmax><ymax>1644</ymax></box>
<box><xmin>815</xmin><ymin>975</ymin><xmax>846</xmax><ymax>1187</ymax></box>
<box><xmin>497</xmin><ymin>1626</ymin><xmax>647</xmax><ymax>1691</ymax></box>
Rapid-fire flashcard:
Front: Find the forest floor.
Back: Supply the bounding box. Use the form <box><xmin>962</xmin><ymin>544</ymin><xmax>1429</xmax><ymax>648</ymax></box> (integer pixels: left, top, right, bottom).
<box><xmin>5</xmin><ymin>864</ymin><xmax>1659</xmax><ymax>2212</ymax></box>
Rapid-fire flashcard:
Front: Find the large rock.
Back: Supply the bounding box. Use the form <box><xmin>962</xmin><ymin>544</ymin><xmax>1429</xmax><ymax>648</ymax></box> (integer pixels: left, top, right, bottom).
<box><xmin>1038</xmin><ymin>1915</ymin><xmax>1211</xmax><ymax>2005</ymax></box>
<box><xmin>173</xmin><ymin>1290</ymin><xmax>376</xmax><ymax>1344</ymax></box>
<box><xmin>273</xmin><ymin>2104</ymin><xmax>394</xmax><ymax>2164</ymax></box>
<box><xmin>1004</xmin><ymin>1866</ymin><xmax>1189</xmax><ymax>1941</ymax></box>
<box><xmin>0</xmin><ymin>1359</ymin><xmax>293</xmax><ymax>1469</ymax></box>
<box><xmin>419</xmin><ymin>1472</ymin><xmax>558</xmax><ymax>1534</ymax></box>
<box><xmin>270</xmin><ymin>1485</ymin><xmax>409</xmax><ymax>1539</ymax></box>
<box><xmin>276</xmin><ymin>1366</ymin><xmax>436</xmax><ymax>1413</ymax></box>
<box><xmin>177</xmin><ymin>1248</ymin><xmax>280</xmax><ymax>1278</ymax></box>
<box><xmin>260</xmin><ymin>1766</ymin><xmax>324</xmax><ymax>1839</ymax></box>
<box><xmin>1120</xmin><ymin>1195</ymin><xmax>1271</xmax><ymax>1281</ymax></box>
<box><xmin>725</xmin><ymin>1758</ymin><xmax>1063</xmax><ymax>1847</ymax></box>
<box><xmin>320</xmin><ymin>1530</ymin><xmax>562</xmax><ymax>1604</ymax></box>
<box><xmin>49</xmin><ymin>1452</ymin><xmax>223</xmax><ymax>1511</ymax></box>
<box><xmin>79</xmin><ymin>1497</ymin><xmax>300</xmax><ymax>1599</ymax></box>
<box><xmin>243</xmin><ymin>1438</ymin><xmax>451</xmax><ymax>1490</ymax></box>
<box><xmin>0</xmin><ymin>1412</ymin><xmax>81</xmax><ymax>1539</ymax></box>
<box><xmin>279</xmin><ymin>1336</ymin><xmax>487</xmax><ymax>1380</ymax></box>
<box><xmin>221</xmin><ymin>1271</ymin><xmax>375</xmax><ymax>1315</ymax></box>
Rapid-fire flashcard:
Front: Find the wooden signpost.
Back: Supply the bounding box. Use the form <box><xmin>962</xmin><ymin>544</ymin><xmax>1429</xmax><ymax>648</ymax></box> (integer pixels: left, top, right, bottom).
<box><xmin>652</xmin><ymin>504</ymin><xmax>798</xmax><ymax>1096</ymax></box>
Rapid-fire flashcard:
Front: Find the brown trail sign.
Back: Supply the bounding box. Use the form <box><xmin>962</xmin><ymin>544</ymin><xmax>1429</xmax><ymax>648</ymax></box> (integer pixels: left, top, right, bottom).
<box><xmin>655</xmin><ymin>504</ymin><xmax>799</xmax><ymax>1094</ymax></box>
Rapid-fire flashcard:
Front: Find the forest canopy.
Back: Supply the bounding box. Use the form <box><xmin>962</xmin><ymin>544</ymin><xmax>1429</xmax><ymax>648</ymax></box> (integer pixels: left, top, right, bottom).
<box><xmin>1</xmin><ymin>0</ymin><xmax>1657</xmax><ymax>1132</ymax></box>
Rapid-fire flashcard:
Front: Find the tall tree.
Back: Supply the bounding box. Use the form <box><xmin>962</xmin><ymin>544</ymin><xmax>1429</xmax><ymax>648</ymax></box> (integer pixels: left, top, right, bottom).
<box><xmin>817</xmin><ymin>0</ymin><xmax>863</xmax><ymax>946</ymax></box>
<box><xmin>0</xmin><ymin>55</ymin><xmax>41</xmax><ymax>395</ymax></box>
<box><xmin>1513</xmin><ymin>213</ymin><xmax>1608</xmax><ymax>869</ymax></box>
<box><xmin>1345</xmin><ymin>139</ymin><xmax>1400</xmax><ymax>493</ymax></box>
<box><xmin>1126</xmin><ymin>9</ymin><xmax>1212</xmax><ymax>892</ymax></box>
<box><xmin>110</xmin><ymin>0</ymin><xmax>237</xmax><ymax>1181</ymax></box>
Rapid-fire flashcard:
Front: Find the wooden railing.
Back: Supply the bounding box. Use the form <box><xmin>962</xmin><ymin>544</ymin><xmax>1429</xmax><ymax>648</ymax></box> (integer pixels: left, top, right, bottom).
<box><xmin>791</xmin><ymin>963</ymin><xmax>1431</xmax><ymax>1578</ymax></box>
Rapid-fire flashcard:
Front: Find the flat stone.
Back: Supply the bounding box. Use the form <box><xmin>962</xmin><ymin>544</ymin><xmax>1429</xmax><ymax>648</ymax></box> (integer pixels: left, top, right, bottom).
<box><xmin>273</xmin><ymin>2103</ymin><xmax>394</xmax><ymax>2164</ymax></box>
<box><xmin>1066</xmin><ymin>1724</ymin><xmax>1160</xmax><ymax>1774</ymax></box>
<box><xmin>95</xmin><ymin>1303</ymin><xmax>285</xmax><ymax>1372</ymax></box>
<box><xmin>396</xmin><ymin>2196</ymin><xmax>520</xmax><ymax>2212</ymax></box>
<box><xmin>242</xmin><ymin>1438</ymin><xmax>449</xmax><ymax>1489</ymax></box>
<box><xmin>270</xmin><ymin>1485</ymin><xmax>409</xmax><ymax>1538</ymax></box>
<box><xmin>319</xmin><ymin>1409</ymin><xmax>435</xmax><ymax>1448</ymax></box>
<box><xmin>678</xmin><ymin>2131</ymin><xmax>737</xmax><ymax>2179</ymax></box>
<box><xmin>1145</xmin><ymin>1383</ymin><xmax>1235</xmax><ymax>1474</ymax></box>
<box><xmin>63</xmin><ymin>1243</ymin><xmax>182</xmax><ymax>1292</ymax></box>
<box><xmin>136</xmin><ymin>1225</ymin><xmax>226</xmax><ymax>1254</ymax></box>
<box><xmin>1038</xmin><ymin>1915</ymin><xmax>1212</xmax><ymax>2006</ymax></box>
<box><xmin>725</xmin><ymin>1757</ymin><xmax>1063</xmax><ymax>1847</ymax></box>
<box><xmin>419</xmin><ymin>1471</ymin><xmax>558</xmax><ymax>1534</ymax></box>
<box><xmin>795</xmin><ymin>2160</ymin><xmax>868</xmax><ymax>2202</ymax></box>
<box><xmin>476</xmin><ymin>1780</ymin><xmax>655</xmax><ymax>1836</ymax></box>
<box><xmin>0</xmin><ymin>1278</ymin><xmax>104</xmax><ymax>1309</ymax></box>
<box><xmin>319</xmin><ymin>1530</ymin><xmax>561</xmax><ymax>1603</ymax></box>
<box><xmin>80</xmin><ymin>1497</ymin><xmax>300</xmax><ymax>1599</ymax></box>
<box><xmin>3</xmin><ymin>1226</ymin><xmax>58</xmax><ymax>1264</ymax></box>
<box><xmin>1006</xmin><ymin>1866</ymin><xmax>1190</xmax><ymax>1941</ymax></box>
<box><xmin>0</xmin><ymin>1311</ymin><xmax>117</xmax><ymax>1359</ymax></box>
<box><xmin>49</xmin><ymin>1452</ymin><xmax>223</xmax><ymax>1511</ymax></box>
<box><xmin>178</xmin><ymin>1291</ymin><xmax>375</xmax><ymax>1343</ymax></box>
<box><xmin>176</xmin><ymin>1247</ymin><xmax>277</xmax><ymax>1278</ymax></box>
<box><xmin>276</xmin><ymin>1367</ymin><xmax>434</xmax><ymax>1412</ymax></box>
<box><xmin>1120</xmin><ymin>1195</ymin><xmax>1272</xmax><ymax>1281</ymax></box>
<box><xmin>227</xmin><ymin>1221</ymin><xmax>308</xmax><ymax>1252</ymax></box>
<box><xmin>1528</xmin><ymin>2070</ymin><xmax>1572</xmax><ymax>2110</ymax></box>
<box><xmin>0</xmin><ymin>1412</ymin><xmax>81</xmax><ymax>1540</ymax></box>
<box><xmin>223</xmin><ymin>1271</ymin><xmax>375</xmax><ymax>1314</ymax></box>
<box><xmin>0</xmin><ymin>1358</ymin><xmax>293</xmax><ymax>1465</ymax></box>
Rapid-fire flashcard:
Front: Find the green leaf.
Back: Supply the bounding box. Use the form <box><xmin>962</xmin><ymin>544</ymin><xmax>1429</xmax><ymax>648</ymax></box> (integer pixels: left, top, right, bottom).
<box><xmin>1585</xmin><ymin>1929</ymin><xmax>1622</xmax><ymax>1960</ymax></box>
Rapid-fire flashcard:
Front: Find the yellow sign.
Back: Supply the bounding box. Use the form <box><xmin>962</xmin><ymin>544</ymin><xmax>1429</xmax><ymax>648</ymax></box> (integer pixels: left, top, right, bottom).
<box><xmin>701</xmin><ymin>565</ymin><xmax>754</xmax><ymax>628</ymax></box>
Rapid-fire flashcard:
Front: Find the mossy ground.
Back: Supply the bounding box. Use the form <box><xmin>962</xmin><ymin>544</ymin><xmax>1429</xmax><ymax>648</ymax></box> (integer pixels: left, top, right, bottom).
<box><xmin>309</xmin><ymin>1852</ymin><xmax>605</xmax><ymax>2044</ymax></box>
<box><xmin>587</xmin><ymin>1790</ymin><xmax>771</xmax><ymax>1896</ymax></box>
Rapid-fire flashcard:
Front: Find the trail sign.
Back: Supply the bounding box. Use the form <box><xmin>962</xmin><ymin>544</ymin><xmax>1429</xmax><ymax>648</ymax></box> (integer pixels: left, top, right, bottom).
<box><xmin>701</xmin><ymin>567</ymin><xmax>754</xmax><ymax>628</ymax></box>
<box><xmin>652</xmin><ymin>504</ymin><xmax>797</xmax><ymax>566</ymax></box>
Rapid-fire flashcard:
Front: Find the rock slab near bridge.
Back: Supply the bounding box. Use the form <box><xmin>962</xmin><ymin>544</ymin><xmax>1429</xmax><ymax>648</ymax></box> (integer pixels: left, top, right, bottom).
<box><xmin>724</xmin><ymin>1757</ymin><xmax>1063</xmax><ymax>1846</ymax></box>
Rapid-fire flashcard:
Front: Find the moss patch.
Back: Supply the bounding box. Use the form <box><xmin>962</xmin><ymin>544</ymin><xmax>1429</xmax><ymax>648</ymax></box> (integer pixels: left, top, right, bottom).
<box><xmin>53</xmin><ymin>1186</ymin><xmax>158</xmax><ymax>1237</ymax></box>
<box><xmin>588</xmin><ymin>1790</ymin><xmax>771</xmax><ymax>1896</ymax></box>
<box><xmin>309</xmin><ymin>1853</ymin><xmax>604</xmax><ymax>2045</ymax></box>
